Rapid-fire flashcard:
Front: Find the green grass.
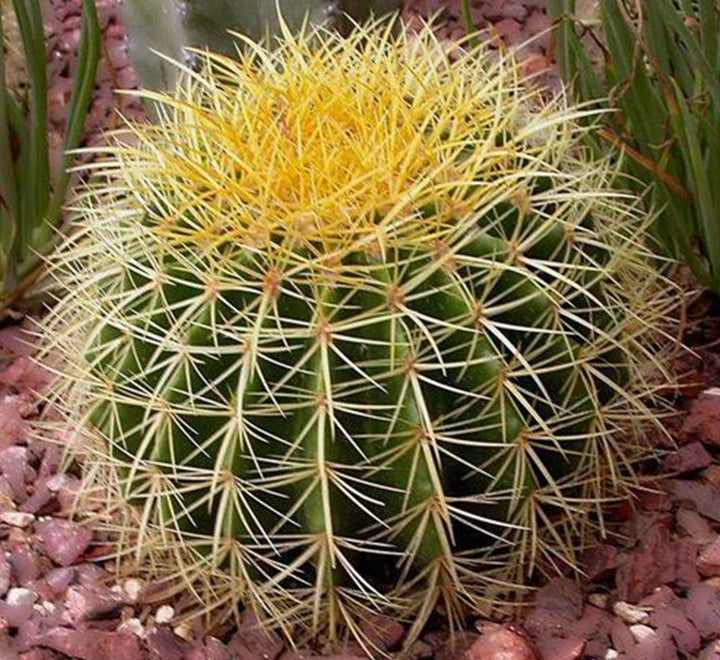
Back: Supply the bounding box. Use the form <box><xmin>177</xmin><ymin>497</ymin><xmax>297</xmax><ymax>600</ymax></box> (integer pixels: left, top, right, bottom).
<box><xmin>549</xmin><ymin>0</ymin><xmax>720</xmax><ymax>293</ymax></box>
<box><xmin>0</xmin><ymin>0</ymin><xmax>100</xmax><ymax>314</ymax></box>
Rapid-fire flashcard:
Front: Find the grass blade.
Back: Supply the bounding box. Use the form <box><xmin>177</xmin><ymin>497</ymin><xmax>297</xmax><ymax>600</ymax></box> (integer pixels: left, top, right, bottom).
<box><xmin>43</xmin><ymin>0</ymin><xmax>100</xmax><ymax>233</ymax></box>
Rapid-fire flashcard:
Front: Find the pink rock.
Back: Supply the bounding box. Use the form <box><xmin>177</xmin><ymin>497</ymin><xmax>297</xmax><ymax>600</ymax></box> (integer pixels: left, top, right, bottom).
<box><xmin>0</xmin><ymin>554</ymin><xmax>10</xmax><ymax>596</ymax></box>
<box><xmin>698</xmin><ymin>537</ymin><xmax>720</xmax><ymax>576</ymax></box>
<box><xmin>19</xmin><ymin>650</ymin><xmax>59</xmax><ymax>660</ymax></box>
<box><xmin>682</xmin><ymin>583</ymin><xmax>720</xmax><ymax>638</ymax></box>
<box><xmin>523</xmin><ymin>53</ymin><xmax>550</xmax><ymax>77</ymax></box>
<box><xmin>625</xmin><ymin>628</ymin><xmax>678</xmax><ymax>660</ymax></box>
<box><xmin>617</xmin><ymin>523</ymin><xmax>677</xmax><ymax>602</ymax></box>
<box><xmin>0</xmin><ymin>395</ymin><xmax>30</xmax><ymax>449</ymax></box>
<box><xmin>37</xmin><ymin>519</ymin><xmax>92</xmax><ymax>567</ymax></box>
<box><xmin>501</xmin><ymin>2</ymin><xmax>528</xmax><ymax>21</ymax></box>
<box><xmin>639</xmin><ymin>489</ymin><xmax>674</xmax><ymax>513</ymax></box>
<box><xmin>677</xmin><ymin>508</ymin><xmax>716</xmax><ymax>544</ymax></box>
<box><xmin>147</xmin><ymin>627</ymin><xmax>192</xmax><ymax>660</ymax></box>
<box><xmin>15</xmin><ymin>615</ymin><xmax>52</xmax><ymax>652</ymax></box>
<box><xmin>9</xmin><ymin>546</ymin><xmax>41</xmax><ymax>585</ymax></box>
<box><xmin>227</xmin><ymin>612</ymin><xmax>284</xmax><ymax>660</ymax></box>
<box><xmin>360</xmin><ymin>614</ymin><xmax>406</xmax><ymax>651</ymax></box>
<box><xmin>41</xmin><ymin>627</ymin><xmax>146</xmax><ymax>660</ymax></box>
<box><xmin>704</xmin><ymin>465</ymin><xmax>720</xmax><ymax>487</ymax></box>
<box><xmin>493</xmin><ymin>18</ymin><xmax>523</xmax><ymax>45</ymax></box>
<box><xmin>188</xmin><ymin>638</ymin><xmax>231</xmax><ymax>660</ymax></box>
<box><xmin>533</xmin><ymin>635</ymin><xmax>584</xmax><ymax>660</ymax></box>
<box><xmin>524</xmin><ymin>606</ymin><xmax>573</xmax><ymax>639</ymax></box>
<box><xmin>675</xmin><ymin>538</ymin><xmax>700</xmax><ymax>588</ymax></box>
<box><xmin>19</xmin><ymin>478</ymin><xmax>55</xmax><ymax>514</ymax></box>
<box><xmin>0</xmin><ymin>446</ymin><xmax>30</xmax><ymax>500</ymax></box>
<box><xmin>0</xmin><ymin>600</ymin><xmax>35</xmax><ymax>628</ymax></box>
<box><xmin>670</xmin><ymin>480</ymin><xmax>720</xmax><ymax>522</ymax></box>
<box><xmin>525</xmin><ymin>580</ymin><xmax>584</xmax><ymax>642</ymax></box>
<box><xmin>526</xmin><ymin>10</ymin><xmax>551</xmax><ymax>35</ymax></box>
<box><xmin>568</xmin><ymin>606</ymin><xmax>613</xmax><ymax>657</ymax></box>
<box><xmin>683</xmin><ymin>391</ymin><xmax>720</xmax><ymax>445</ymax></box>
<box><xmin>610</xmin><ymin>619</ymin><xmax>635</xmax><ymax>654</ymax></box>
<box><xmin>639</xmin><ymin>586</ymin><xmax>677</xmax><ymax>609</ymax></box>
<box><xmin>535</xmin><ymin>579</ymin><xmax>583</xmax><ymax>618</ymax></box>
<box><xmin>45</xmin><ymin>567</ymin><xmax>76</xmax><ymax>595</ymax></box>
<box><xmin>664</xmin><ymin>442</ymin><xmax>713</xmax><ymax>474</ymax></box>
<box><xmin>75</xmin><ymin>563</ymin><xmax>108</xmax><ymax>586</ymax></box>
<box><xmin>38</xmin><ymin>447</ymin><xmax>61</xmax><ymax>479</ymax></box>
<box><xmin>64</xmin><ymin>584</ymin><xmax>124</xmax><ymax>622</ymax></box>
<box><xmin>0</xmin><ymin>475</ymin><xmax>13</xmax><ymax>500</ymax></box>
<box><xmin>582</xmin><ymin>545</ymin><xmax>620</xmax><ymax>582</ymax></box>
<box><xmin>0</xmin><ymin>324</ymin><xmax>35</xmax><ymax>359</ymax></box>
<box><xmin>55</xmin><ymin>476</ymin><xmax>82</xmax><ymax>513</ymax></box>
<box><xmin>650</xmin><ymin>605</ymin><xmax>701</xmax><ymax>654</ymax></box>
<box><xmin>699</xmin><ymin>640</ymin><xmax>720</xmax><ymax>660</ymax></box>
<box><xmin>465</xmin><ymin>624</ymin><xmax>538</xmax><ymax>660</ymax></box>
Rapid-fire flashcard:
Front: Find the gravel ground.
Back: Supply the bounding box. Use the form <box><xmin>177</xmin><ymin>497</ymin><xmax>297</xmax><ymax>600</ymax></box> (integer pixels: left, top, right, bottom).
<box><xmin>2</xmin><ymin>2</ymin><xmax>720</xmax><ymax>659</ymax></box>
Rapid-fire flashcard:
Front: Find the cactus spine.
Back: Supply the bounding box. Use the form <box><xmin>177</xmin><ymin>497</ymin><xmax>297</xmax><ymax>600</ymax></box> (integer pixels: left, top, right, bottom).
<box><xmin>121</xmin><ymin>0</ymin><xmax>402</xmax><ymax>93</ymax></box>
<box><xmin>44</xmin><ymin>20</ymin><xmax>673</xmax><ymax>647</ymax></box>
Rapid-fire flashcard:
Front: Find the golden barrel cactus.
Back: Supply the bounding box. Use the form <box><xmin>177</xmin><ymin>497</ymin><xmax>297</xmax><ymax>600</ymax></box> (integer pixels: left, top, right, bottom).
<box><xmin>42</xmin><ymin>19</ymin><xmax>674</xmax><ymax>648</ymax></box>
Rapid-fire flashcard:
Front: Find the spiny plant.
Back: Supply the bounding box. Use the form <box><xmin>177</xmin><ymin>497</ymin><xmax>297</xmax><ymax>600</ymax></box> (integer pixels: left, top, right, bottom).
<box><xmin>0</xmin><ymin>0</ymin><xmax>100</xmax><ymax>316</ymax></box>
<box><xmin>549</xmin><ymin>0</ymin><xmax>720</xmax><ymax>294</ymax></box>
<box><xmin>121</xmin><ymin>0</ymin><xmax>401</xmax><ymax>94</ymax></box>
<box><xmin>42</xmin><ymin>19</ymin><xmax>675</xmax><ymax>650</ymax></box>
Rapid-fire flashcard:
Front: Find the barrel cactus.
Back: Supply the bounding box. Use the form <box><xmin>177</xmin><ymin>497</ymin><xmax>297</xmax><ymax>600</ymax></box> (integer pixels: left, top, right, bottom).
<box><xmin>121</xmin><ymin>0</ymin><xmax>402</xmax><ymax>93</ymax></box>
<box><xmin>43</xmin><ymin>20</ymin><xmax>673</xmax><ymax>648</ymax></box>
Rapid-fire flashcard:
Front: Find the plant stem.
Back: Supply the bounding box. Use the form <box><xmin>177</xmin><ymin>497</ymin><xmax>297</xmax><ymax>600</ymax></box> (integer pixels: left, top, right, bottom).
<box><xmin>460</xmin><ymin>0</ymin><xmax>478</xmax><ymax>49</ymax></box>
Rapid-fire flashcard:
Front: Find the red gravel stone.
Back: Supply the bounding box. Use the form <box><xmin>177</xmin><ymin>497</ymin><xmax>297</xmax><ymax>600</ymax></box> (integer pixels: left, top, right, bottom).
<box><xmin>677</xmin><ymin>508</ymin><xmax>716</xmax><ymax>544</ymax></box>
<box><xmin>493</xmin><ymin>18</ymin><xmax>523</xmax><ymax>44</ymax></box>
<box><xmin>683</xmin><ymin>391</ymin><xmax>720</xmax><ymax>445</ymax></box>
<box><xmin>534</xmin><ymin>579</ymin><xmax>583</xmax><ymax>618</ymax></box>
<box><xmin>610</xmin><ymin>619</ymin><xmax>635</xmax><ymax>654</ymax></box>
<box><xmin>582</xmin><ymin>544</ymin><xmax>620</xmax><ymax>582</ymax></box>
<box><xmin>0</xmin><ymin>446</ymin><xmax>31</xmax><ymax>501</ymax></box>
<box><xmin>625</xmin><ymin>628</ymin><xmax>678</xmax><ymax>660</ymax></box>
<box><xmin>650</xmin><ymin>605</ymin><xmax>701</xmax><ymax>654</ymax></box>
<box><xmin>147</xmin><ymin>627</ymin><xmax>192</xmax><ymax>660</ymax></box>
<box><xmin>9</xmin><ymin>546</ymin><xmax>41</xmax><ymax>586</ymax></box>
<box><xmin>36</xmin><ymin>520</ymin><xmax>92</xmax><ymax>567</ymax></box>
<box><xmin>682</xmin><ymin>583</ymin><xmax>720</xmax><ymax>638</ymax></box>
<box><xmin>675</xmin><ymin>538</ymin><xmax>701</xmax><ymax>588</ymax></box>
<box><xmin>568</xmin><ymin>606</ymin><xmax>613</xmax><ymax>658</ymax></box>
<box><xmin>698</xmin><ymin>537</ymin><xmax>720</xmax><ymax>577</ymax></box>
<box><xmin>699</xmin><ymin>640</ymin><xmax>720</xmax><ymax>660</ymax></box>
<box><xmin>63</xmin><ymin>585</ymin><xmax>124</xmax><ymax>623</ymax></box>
<box><xmin>617</xmin><ymin>523</ymin><xmax>677</xmax><ymax>602</ymax></box>
<box><xmin>0</xmin><ymin>396</ymin><xmax>31</xmax><ymax>450</ymax></box>
<box><xmin>18</xmin><ymin>650</ymin><xmax>59</xmax><ymax>660</ymax></box>
<box><xmin>43</xmin><ymin>567</ymin><xmax>76</xmax><ymax>596</ymax></box>
<box><xmin>664</xmin><ymin>442</ymin><xmax>713</xmax><ymax>474</ymax></box>
<box><xmin>533</xmin><ymin>635</ymin><xmax>584</xmax><ymax>660</ymax></box>
<box><xmin>639</xmin><ymin>586</ymin><xmax>677</xmax><ymax>609</ymax></box>
<box><xmin>0</xmin><ymin>553</ymin><xmax>11</xmax><ymax>596</ymax></box>
<box><xmin>670</xmin><ymin>480</ymin><xmax>720</xmax><ymax>523</ymax></box>
<box><xmin>0</xmin><ymin>600</ymin><xmax>35</xmax><ymax>628</ymax></box>
<box><xmin>465</xmin><ymin>624</ymin><xmax>538</xmax><ymax>660</ymax></box>
<box><xmin>41</xmin><ymin>627</ymin><xmax>146</xmax><ymax>660</ymax></box>
<box><xmin>226</xmin><ymin>613</ymin><xmax>284</xmax><ymax>660</ymax></box>
<box><xmin>360</xmin><ymin>614</ymin><xmax>406</xmax><ymax>651</ymax></box>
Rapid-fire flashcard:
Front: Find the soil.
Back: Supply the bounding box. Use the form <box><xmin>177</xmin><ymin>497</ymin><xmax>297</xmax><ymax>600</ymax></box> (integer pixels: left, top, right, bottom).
<box><xmin>2</xmin><ymin>1</ymin><xmax>720</xmax><ymax>659</ymax></box>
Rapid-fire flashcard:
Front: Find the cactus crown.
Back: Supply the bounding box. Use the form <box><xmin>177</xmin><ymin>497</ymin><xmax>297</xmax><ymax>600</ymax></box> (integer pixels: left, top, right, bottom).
<box><xmin>43</xmin><ymin>19</ymin><xmax>674</xmax><ymax>651</ymax></box>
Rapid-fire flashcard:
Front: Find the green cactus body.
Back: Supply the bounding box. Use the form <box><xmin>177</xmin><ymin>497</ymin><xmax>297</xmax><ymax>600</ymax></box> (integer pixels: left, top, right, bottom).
<box><xmin>121</xmin><ymin>0</ymin><xmax>402</xmax><ymax>93</ymax></box>
<box><xmin>45</xmin><ymin>21</ymin><xmax>673</xmax><ymax>646</ymax></box>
